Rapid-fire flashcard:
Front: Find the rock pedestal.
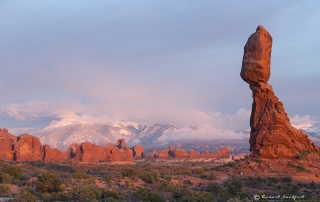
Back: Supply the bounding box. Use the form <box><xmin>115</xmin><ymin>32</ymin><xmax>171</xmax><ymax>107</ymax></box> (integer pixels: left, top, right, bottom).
<box><xmin>241</xmin><ymin>25</ymin><xmax>320</xmax><ymax>157</ymax></box>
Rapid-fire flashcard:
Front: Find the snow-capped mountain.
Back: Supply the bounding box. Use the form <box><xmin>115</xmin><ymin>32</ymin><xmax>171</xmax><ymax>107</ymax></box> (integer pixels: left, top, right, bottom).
<box><xmin>303</xmin><ymin>127</ymin><xmax>320</xmax><ymax>138</ymax></box>
<box><xmin>31</xmin><ymin>122</ymin><xmax>179</xmax><ymax>151</ymax></box>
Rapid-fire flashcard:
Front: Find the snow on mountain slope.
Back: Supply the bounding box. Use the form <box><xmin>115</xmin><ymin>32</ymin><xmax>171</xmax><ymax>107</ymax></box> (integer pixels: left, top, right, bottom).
<box><xmin>32</xmin><ymin>122</ymin><xmax>179</xmax><ymax>151</ymax></box>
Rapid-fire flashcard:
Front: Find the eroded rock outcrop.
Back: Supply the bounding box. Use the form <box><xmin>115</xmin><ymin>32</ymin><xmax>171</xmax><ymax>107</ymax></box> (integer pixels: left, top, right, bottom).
<box><xmin>0</xmin><ymin>129</ymin><xmax>17</xmax><ymax>161</ymax></box>
<box><xmin>241</xmin><ymin>25</ymin><xmax>320</xmax><ymax>157</ymax></box>
<box><xmin>132</xmin><ymin>145</ymin><xmax>145</xmax><ymax>157</ymax></box>
<box><xmin>0</xmin><ymin>129</ymin><xmax>134</xmax><ymax>163</ymax></box>
<box><xmin>14</xmin><ymin>134</ymin><xmax>44</xmax><ymax>161</ymax></box>
<box><xmin>44</xmin><ymin>145</ymin><xmax>70</xmax><ymax>162</ymax></box>
<box><xmin>153</xmin><ymin>145</ymin><xmax>230</xmax><ymax>159</ymax></box>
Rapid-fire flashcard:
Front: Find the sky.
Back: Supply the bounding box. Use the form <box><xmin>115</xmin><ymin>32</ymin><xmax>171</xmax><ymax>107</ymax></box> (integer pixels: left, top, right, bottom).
<box><xmin>0</xmin><ymin>1</ymin><xmax>319</xmax><ymax>135</ymax></box>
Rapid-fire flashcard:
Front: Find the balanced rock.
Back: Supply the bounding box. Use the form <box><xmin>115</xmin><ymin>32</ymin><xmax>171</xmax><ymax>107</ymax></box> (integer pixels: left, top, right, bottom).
<box><xmin>241</xmin><ymin>25</ymin><xmax>320</xmax><ymax>157</ymax></box>
<box><xmin>241</xmin><ymin>25</ymin><xmax>272</xmax><ymax>85</ymax></box>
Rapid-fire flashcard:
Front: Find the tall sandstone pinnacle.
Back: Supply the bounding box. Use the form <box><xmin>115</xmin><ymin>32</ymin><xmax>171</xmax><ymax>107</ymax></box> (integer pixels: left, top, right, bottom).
<box><xmin>241</xmin><ymin>25</ymin><xmax>320</xmax><ymax>157</ymax></box>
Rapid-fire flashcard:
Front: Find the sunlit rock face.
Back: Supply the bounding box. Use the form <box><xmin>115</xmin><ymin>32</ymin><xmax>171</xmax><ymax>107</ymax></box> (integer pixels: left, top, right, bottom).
<box><xmin>0</xmin><ymin>129</ymin><xmax>17</xmax><ymax>161</ymax></box>
<box><xmin>241</xmin><ymin>25</ymin><xmax>320</xmax><ymax>157</ymax></box>
<box><xmin>0</xmin><ymin>129</ymin><xmax>134</xmax><ymax>163</ymax></box>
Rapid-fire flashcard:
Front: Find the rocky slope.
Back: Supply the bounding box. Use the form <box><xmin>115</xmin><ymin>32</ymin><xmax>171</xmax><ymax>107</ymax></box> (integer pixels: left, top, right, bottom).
<box><xmin>241</xmin><ymin>25</ymin><xmax>320</xmax><ymax>157</ymax></box>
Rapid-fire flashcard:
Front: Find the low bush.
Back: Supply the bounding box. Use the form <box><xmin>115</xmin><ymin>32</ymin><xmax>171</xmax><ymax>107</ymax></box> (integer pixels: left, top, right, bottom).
<box><xmin>180</xmin><ymin>191</ymin><xmax>215</xmax><ymax>202</ymax></box>
<box><xmin>0</xmin><ymin>184</ymin><xmax>11</xmax><ymax>195</ymax></box>
<box><xmin>16</xmin><ymin>189</ymin><xmax>37</xmax><ymax>202</ymax></box>
<box><xmin>141</xmin><ymin>171</ymin><xmax>159</xmax><ymax>183</ymax></box>
<box><xmin>269</xmin><ymin>177</ymin><xmax>280</xmax><ymax>184</ymax></box>
<box><xmin>282</xmin><ymin>176</ymin><xmax>292</xmax><ymax>183</ymax></box>
<box><xmin>0</xmin><ymin>173</ymin><xmax>12</xmax><ymax>184</ymax></box>
<box><xmin>122</xmin><ymin>167</ymin><xmax>140</xmax><ymax>177</ymax></box>
<box><xmin>224</xmin><ymin>177</ymin><xmax>243</xmax><ymax>195</ymax></box>
<box><xmin>1</xmin><ymin>165</ymin><xmax>23</xmax><ymax>180</ymax></box>
<box><xmin>296</xmin><ymin>149</ymin><xmax>311</xmax><ymax>159</ymax></box>
<box><xmin>36</xmin><ymin>172</ymin><xmax>64</xmax><ymax>193</ymax></box>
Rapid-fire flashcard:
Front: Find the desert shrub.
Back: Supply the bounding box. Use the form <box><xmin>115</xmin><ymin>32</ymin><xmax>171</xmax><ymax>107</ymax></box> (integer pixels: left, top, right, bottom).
<box><xmin>256</xmin><ymin>156</ymin><xmax>262</xmax><ymax>163</ymax></box>
<box><xmin>105</xmin><ymin>175</ymin><xmax>112</xmax><ymax>184</ymax></box>
<box><xmin>0</xmin><ymin>173</ymin><xmax>12</xmax><ymax>184</ymax></box>
<box><xmin>282</xmin><ymin>176</ymin><xmax>292</xmax><ymax>183</ymax></box>
<box><xmin>146</xmin><ymin>191</ymin><xmax>166</xmax><ymax>202</ymax></box>
<box><xmin>207</xmin><ymin>182</ymin><xmax>223</xmax><ymax>194</ymax></box>
<box><xmin>0</xmin><ymin>184</ymin><xmax>11</xmax><ymax>195</ymax></box>
<box><xmin>122</xmin><ymin>167</ymin><xmax>140</xmax><ymax>177</ymax></box>
<box><xmin>41</xmin><ymin>192</ymin><xmax>52</xmax><ymax>202</ymax></box>
<box><xmin>68</xmin><ymin>185</ymin><xmax>103</xmax><ymax>201</ymax></box>
<box><xmin>165</xmin><ymin>175</ymin><xmax>172</xmax><ymax>181</ymax></box>
<box><xmin>36</xmin><ymin>172</ymin><xmax>64</xmax><ymax>193</ymax></box>
<box><xmin>179</xmin><ymin>191</ymin><xmax>215</xmax><ymax>202</ymax></box>
<box><xmin>227</xmin><ymin>197</ymin><xmax>251</xmax><ymax>202</ymax></box>
<box><xmin>183</xmin><ymin>179</ymin><xmax>193</xmax><ymax>185</ymax></box>
<box><xmin>16</xmin><ymin>189</ymin><xmax>37</xmax><ymax>202</ymax></box>
<box><xmin>296</xmin><ymin>149</ymin><xmax>311</xmax><ymax>159</ymax></box>
<box><xmin>51</xmin><ymin>191</ymin><xmax>70</xmax><ymax>201</ymax></box>
<box><xmin>102</xmin><ymin>190</ymin><xmax>119</xmax><ymax>200</ymax></box>
<box><xmin>282</xmin><ymin>183</ymin><xmax>300</xmax><ymax>194</ymax></box>
<box><xmin>269</xmin><ymin>177</ymin><xmax>280</xmax><ymax>184</ymax></box>
<box><xmin>207</xmin><ymin>172</ymin><xmax>218</xmax><ymax>180</ymax></box>
<box><xmin>133</xmin><ymin>187</ymin><xmax>148</xmax><ymax>201</ymax></box>
<box><xmin>224</xmin><ymin>177</ymin><xmax>243</xmax><ymax>195</ymax></box>
<box><xmin>73</xmin><ymin>170</ymin><xmax>85</xmax><ymax>179</ymax></box>
<box><xmin>228</xmin><ymin>162</ymin><xmax>237</xmax><ymax>167</ymax></box>
<box><xmin>297</xmin><ymin>162</ymin><xmax>307</xmax><ymax>172</ymax></box>
<box><xmin>141</xmin><ymin>171</ymin><xmax>159</xmax><ymax>183</ymax></box>
<box><xmin>1</xmin><ymin>165</ymin><xmax>23</xmax><ymax>180</ymax></box>
<box><xmin>192</xmin><ymin>168</ymin><xmax>205</xmax><ymax>175</ymax></box>
<box><xmin>245</xmin><ymin>176</ymin><xmax>266</xmax><ymax>189</ymax></box>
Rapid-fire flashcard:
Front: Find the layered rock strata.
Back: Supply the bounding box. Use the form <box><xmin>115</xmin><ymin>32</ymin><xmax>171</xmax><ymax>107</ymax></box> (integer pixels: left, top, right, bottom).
<box><xmin>241</xmin><ymin>25</ymin><xmax>320</xmax><ymax>157</ymax></box>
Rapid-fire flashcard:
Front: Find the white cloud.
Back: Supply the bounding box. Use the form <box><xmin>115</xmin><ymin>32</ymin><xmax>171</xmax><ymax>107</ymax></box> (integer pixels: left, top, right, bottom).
<box><xmin>290</xmin><ymin>115</ymin><xmax>318</xmax><ymax>130</ymax></box>
<box><xmin>0</xmin><ymin>100</ymin><xmax>252</xmax><ymax>134</ymax></box>
<box><xmin>158</xmin><ymin>125</ymin><xmax>248</xmax><ymax>143</ymax></box>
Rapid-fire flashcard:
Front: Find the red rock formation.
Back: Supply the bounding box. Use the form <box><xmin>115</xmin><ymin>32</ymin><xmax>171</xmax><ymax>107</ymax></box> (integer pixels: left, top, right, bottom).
<box><xmin>158</xmin><ymin>149</ymin><xmax>169</xmax><ymax>159</ymax></box>
<box><xmin>14</xmin><ymin>134</ymin><xmax>44</xmax><ymax>161</ymax></box>
<box><xmin>0</xmin><ymin>129</ymin><xmax>134</xmax><ymax>163</ymax></box>
<box><xmin>0</xmin><ymin>129</ymin><xmax>17</xmax><ymax>160</ymax></box>
<box><xmin>150</xmin><ymin>150</ymin><xmax>157</xmax><ymax>158</ymax></box>
<box><xmin>115</xmin><ymin>139</ymin><xmax>125</xmax><ymax>149</ymax></box>
<box><xmin>81</xmin><ymin>142</ymin><xmax>110</xmax><ymax>163</ymax></box>
<box><xmin>214</xmin><ymin>146</ymin><xmax>230</xmax><ymax>158</ymax></box>
<box><xmin>44</xmin><ymin>145</ymin><xmax>70</xmax><ymax>162</ymax></box>
<box><xmin>132</xmin><ymin>145</ymin><xmax>145</xmax><ymax>157</ymax></box>
<box><xmin>174</xmin><ymin>148</ymin><xmax>189</xmax><ymax>158</ymax></box>
<box><xmin>168</xmin><ymin>144</ymin><xmax>175</xmax><ymax>157</ymax></box>
<box><xmin>69</xmin><ymin>143</ymin><xmax>82</xmax><ymax>161</ymax></box>
<box><xmin>241</xmin><ymin>25</ymin><xmax>320</xmax><ymax>157</ymax></box>
<box><xmin>152</xmin><ymin>146</ymin><xmax>230</xmax><ymax>159</ymax></box>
